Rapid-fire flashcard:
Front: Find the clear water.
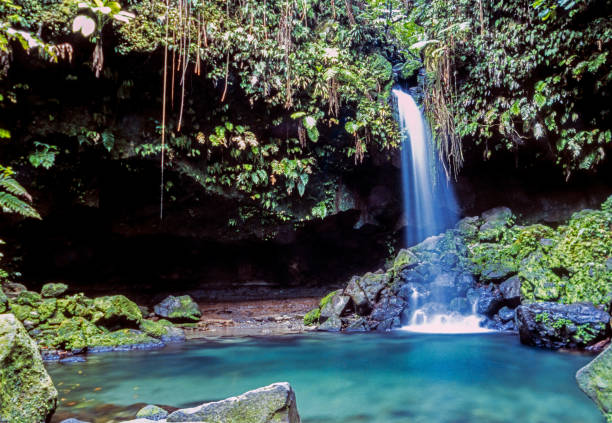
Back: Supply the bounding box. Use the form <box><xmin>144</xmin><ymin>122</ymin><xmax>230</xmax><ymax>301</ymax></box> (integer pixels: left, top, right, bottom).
<box><xmin>393</xmin><ymin>88</ymin><xmax>459</xmax><ymax>246</ymax></box>
<box><xmin>47</xmin><ymin>333</ymin><xmax>602</xmax><ymax>423</ymax></box>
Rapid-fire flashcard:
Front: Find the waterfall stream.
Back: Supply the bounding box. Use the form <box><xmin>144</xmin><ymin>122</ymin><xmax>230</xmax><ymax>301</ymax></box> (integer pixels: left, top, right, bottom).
<box><xmin>393</xmin><ymin>88</ymin><xmax>489</xmax><ymax>334</ymax></box>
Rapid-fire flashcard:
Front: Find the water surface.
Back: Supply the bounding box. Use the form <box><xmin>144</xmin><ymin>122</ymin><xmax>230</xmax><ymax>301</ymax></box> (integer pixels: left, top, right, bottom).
<box><xmin>47</xmin><ymin>332</ymin><xmax>602</xmax><ymax>423</ymax></box>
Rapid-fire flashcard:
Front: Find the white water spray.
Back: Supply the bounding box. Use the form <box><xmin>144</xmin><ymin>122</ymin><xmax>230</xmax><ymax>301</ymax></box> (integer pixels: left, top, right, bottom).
<box><xmin>393</xmin><ymin>88</ymin><xmax>489</xmax><ymax>334</ymax></box>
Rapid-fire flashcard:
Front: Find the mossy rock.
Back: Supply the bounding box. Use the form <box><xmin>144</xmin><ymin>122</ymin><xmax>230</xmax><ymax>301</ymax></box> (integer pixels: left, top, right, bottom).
<box><xmin>56</xmin><ymin>317</ymin><xmax>105</xmax><ymax>351</ymax></box>
<box><xmin>153</xmin><ymin>295</ymin><xmax>201</xmax><ymax>323</ymax></box>
<box><xmin>577</xmin><ymin>344</ymin><xmax>612</xmax><ymax>422</ymax></box>
<box><xmin>41</xmin><ymin>282</ymin><xmax>68</xmax><ymax>298</ymax></box>
<box><xmin>92</xmin><ymin>295</ymin><xmax>143</xmax><ymax>328</ymax></box>
<box><xmin>0</xmin><ymin>314</ymin><xmax>58</xmax><ymax>422</ymax></box>
<box><xmin>392</xmin><ymin>249</ymin><xmax>419</xmax><ymax>274</ymax></box>
<box><xmin>139</xmin><ymin>318</ymin><xmax>174</xmax><ymax>338</ymax></box>
<box><xmin>0</xmin><ymin>287</ymin><xmax>8</xmax><ymax>313</ymax></box>
<box><xmin>15</xmin><ymin>290</ymin><xmax>43</xmax><ymax>307</ymax></box>
<box><xmin>303</xmin><ymin>308</ymin><xmax>320</xmax><ymax>326</ymax></box>
<box><xmin>37</xmin><ymin>298</ymin><xmax>57</xmax><ymax>321</ymax></box>
<box><xmin>136</xmin><ymin>404</ymin><xmax>169</xmax><ymax>421</ymax></box>
<box><xmin>57</xmin><ymin>293</ymin><xmax>97</xmax><ymax>320</ymax></box>
<box><xmin>88</xmin><ymin>329</ymin><xmax>161</xmax><ymax>349</ymax></box>
<box><xmin>9</xmin><ymin>303</ymin><xmax>40</xmax><ymax>325</ymax></box>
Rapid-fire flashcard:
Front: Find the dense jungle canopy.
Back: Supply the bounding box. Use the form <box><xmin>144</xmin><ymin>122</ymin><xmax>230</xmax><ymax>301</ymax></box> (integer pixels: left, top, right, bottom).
<box><xmin>0</xmin><ymin>0</ymin><xmax>611</xmax><ymax>231</ymax></box>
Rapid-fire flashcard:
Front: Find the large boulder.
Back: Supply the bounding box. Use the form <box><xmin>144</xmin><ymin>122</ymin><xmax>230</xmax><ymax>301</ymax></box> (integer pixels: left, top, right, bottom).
<box><xmin>576</xmin><ymin>345</ymin><xmax>612</xmax><ymax>422</ymax></box>
<box><xmin>92</xmin><ymin>295</ymin><xmax>143</xmax><ymax>328</ymax></box>
<box><xmin>0</xmin><ymin>314</ymin><xmax>58</xmax><ymax>422</ymax></box>
<box><xmin>479</xmin><ymin>207</ymin><xmax>513</xmax><ymax>241</ymax></box>
<box><xmin>499</xmin><ymin>275</ymin><xmax>521</xmax><ymax>307</ymax></box>
<box><xmin>344</xmin><ymin>272</ymin><xmax>388</xmax><ymax>315</ymax></box>
<box><xmin>516</xmin><ymin>302</ymin><xmax>610</xmax><ymax>349</ymax></box>
<box><xmin>154</xmin><ymin>295</ymin><xmax>201</xmax><ymax>323</ymax></box>
<box><xmin>165</xmin><ymin>382</ymin><xmax>300</xmax><ymax>423</ymax></box>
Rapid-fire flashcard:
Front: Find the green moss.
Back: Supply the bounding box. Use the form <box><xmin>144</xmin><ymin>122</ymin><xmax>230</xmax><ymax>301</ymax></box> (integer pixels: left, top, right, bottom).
<box><xmin>37</xmin><ymin>298</ymin><xmax>57</xmax><ymax>321</ymax></box>
<box><xmin>40</xmin><ymin>283</ymin><xmax>68</xmax><ymax>298</ymax></box>
<box><xmin>303</xmin><ymin>308</ymin><xmax>321</xmax><ymax>326</ymax></box>
<box><xmin>15</xmin><ymin>290</ymin><xmax>42</xmax><ymax>307</ymax></box>
<box><xmin>92</xmin><ymin>295</ymin><xmax>143</xmax><ymax>327</ymax></box>
<box><xmin>319</xmin><ymin>291</ymin><xmax>339</xmax><ymax>310</ymax></box>
<box><xmin>139</xmin><ymin>318</ymin><xmax>174</xmax><ymax>338</ymax></box>
<box><xmin>0</xmin><ymin>287</ymin><xmax>7</xmax><ymax>314</ymax></box>
<box><xmin>88</xmin><ymin>329</ymin><xmax>159</xmax><ymax>348</ymax></box>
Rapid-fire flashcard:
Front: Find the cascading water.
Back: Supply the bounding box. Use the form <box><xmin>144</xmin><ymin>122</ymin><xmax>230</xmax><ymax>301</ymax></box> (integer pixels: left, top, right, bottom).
<box><xmin>392</xmin><ymin>88</ymin><xmax>490</xmax><ymax>334</ymax></box>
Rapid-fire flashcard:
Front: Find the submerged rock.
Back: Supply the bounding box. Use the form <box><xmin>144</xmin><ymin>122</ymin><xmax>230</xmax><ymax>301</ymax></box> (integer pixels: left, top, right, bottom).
<box><xmin>0</xmin><ymin>313</ymin><xmax>58</xmax><ymax>422</ymax></box>
<box><xmin>165</xmin><ymin>382</ymin><xmax>300</xmax><ymax>423</ymax></box>
<box><xmin>154</xmin><ymin>295</ymin><xmax>201</xmax><ymax>323</ymax></box>
<box><xmin>516</xmin><ymin>302</ymin><xmax>610</xmax><ymax>349</ymax></box>
<box><xmin>576</xmin><ymin>345</ymin><xmax>612</xmax><ymax>422</ymax></box>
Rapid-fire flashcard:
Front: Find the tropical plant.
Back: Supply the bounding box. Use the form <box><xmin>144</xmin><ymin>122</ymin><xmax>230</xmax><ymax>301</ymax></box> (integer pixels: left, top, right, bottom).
<box><xmin>0</xmin><ymin>165</ymin><xmax>40</xmax><ymax>218</ymax></box>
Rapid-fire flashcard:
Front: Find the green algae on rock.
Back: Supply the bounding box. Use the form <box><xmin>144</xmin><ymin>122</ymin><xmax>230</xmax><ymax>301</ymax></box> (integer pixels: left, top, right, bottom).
<box><xmin>577</xmin><ymin>345</ymin><xmax>612</xmax><ymax>422</ymax></box>
<box><xmin>135</xmin><ymin>404</ymin><xmax>169</xmax><ymax>421</ymax></box>
<box><xmin>0</xmin><ymin>313</ymin><xmax>58</xmax><ymax>423</ymax></box>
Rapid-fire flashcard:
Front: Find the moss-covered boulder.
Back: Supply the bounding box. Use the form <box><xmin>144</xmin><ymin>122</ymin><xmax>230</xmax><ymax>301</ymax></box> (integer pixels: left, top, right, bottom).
<box><xmin>153</xmin><ymin>295</ymin><xmax>201</xmax><ymax>323</ymax></box>
<box><xmin>92</xmin><ymin>295</ymin><xmax>143</xmax><ymax>328</ymax></box>
<box><xmin>478</xmin><ymin>207</ymin><xmax>514</xmax><ymax>241</ymax></box>
<box><xmin>139</xmin><ymin>318</ymin><xmax>185</xmax><ymax>342</ymax></box>
<box><xmin>577</xmin><ymin>345</ymin><xmax>612</xmax><ymax>422</ymax></box>
<box><xmin>165</xmin><ymin>382</ymin><xmax>300</xmax><ymax>423</ymax></box>
<box><xmin>15</xmin><ymin>290</ymin><xmax>43</xmax><ymax>307</ymax></box>
<box><xmin>0</xmin><ymin>314</ymin><xmax>58</xmax><ymax>422</ymax></box>
<box><xmin>136</xmin><ymin>404</ymin><xmax>168</xmax><ymax>421</ymax></box>
<box><xmin>87</xmin><ymin>329</ymin><xmax>162</xmax><ymax>352</ymax></box>
<box><xmin>303</xmin><ymin>307</ymin><xmax>320</xmax><ymax>326</ymax></box>
<box><xmin>41</xmin><ymin>283</ymin><xmax>68</xmax><ymax>298</ymax></box>
<box><xmin>55</xmin><ymin>317</ymin><xmax>105</xmax><ymax>351</ymax></box>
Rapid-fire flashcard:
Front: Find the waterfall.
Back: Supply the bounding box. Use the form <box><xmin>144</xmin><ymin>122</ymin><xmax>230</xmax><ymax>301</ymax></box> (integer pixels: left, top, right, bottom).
<box><xmin>393</xmin><ymin>88</ymin><xmax>458</xmax><ymax>245</ymax></box>
<box><xmin>393</xmin><ymin>88</ymin><xmax>490</xmax><ymax>334</ymax></box>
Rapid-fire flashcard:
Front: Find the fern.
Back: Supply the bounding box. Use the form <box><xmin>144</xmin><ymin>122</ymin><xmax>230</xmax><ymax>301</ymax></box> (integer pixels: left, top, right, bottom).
<box><xmin>0</xmin><ymin>166</ymin><xmax>40</xmax><ymax>219</ymax></box>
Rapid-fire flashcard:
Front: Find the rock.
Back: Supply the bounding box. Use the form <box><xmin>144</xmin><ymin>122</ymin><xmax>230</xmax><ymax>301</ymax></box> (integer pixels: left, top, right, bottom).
<box><xmin>455</xmin><ymin>216</ymin><xmax>479</xmax><ymax>239</ymax></box>
<box><xmin>576</xmin><ymin>345</ymin><xmax>612</xmax><ymax>421</ymax></box>
<box><xmin>344</xmin><ymin>317</ymin><xmax>369</xmax><ymax>332</ymax></box>
<box><xmin>516</xmin><ymin>302</ymin><xmax>610</xmax><ymax>349</ymax></box>
<box><xmin>449</xmin><ymin>297</ymin><xmax>471</xmax><ymax>315</ymax></box>
<box><xmin>499</xmin><ymin>275</ymin><xmax>521</xmax><ymax>307</ymax></box>
<box><xmin>2</xmin><ymin>281</ymin><xmax>27</xmax><ymax>299</ymax></box>
<box><xmin>41</xmin><ymin>283</ymin><xmax>69</xmax><ymax>298</ymax></box>
<box><xmin>154</xmin><ymin>295</ymin><xmax>201</xmax><ymax>323</ymax></box>
<box><xmin>370</xmin><ymin>295</ymin><xmax>405</xmax><ymax>326</ymax></box>
<box><xmin>0</xmin><ymin>314</ymin><xmax>58</xmax><ymax>422</ymax></box>
<box><xmin>93</xmin><ymin>295</ymin><xmax>143</xmax><ymax>328</ymax></box>
<box><xmin>60</xmin><ymin>419</ymin><xmax>91</xmax><ymax>423</ymax></box>
<box><xmin>136</xmin><ymin>404</ymin><xmax>169</xmax><ymax>421</ymax></box>
<box><xmin>15</xmin><ymin>290</ymin><xmax>43</xmax><ymax>307</ymax></box>
<box><xmin>344</xmin><ymin>273</ymin><xmax>387</xmax><ymax>315</ymax></box>
<box><xmin>497</xmin><ymin>306</ymin><xmax>515</xmax><ymax>323</ymax></box>
<box><xmin>320</xmin><ymin>294</ymin><xmax>350</xmax><ymax>319</ymax></box>
<box><xmin>396</xmin><ymin>282</ymin><xmax>429</xmax><ymax>302</ymax></box>
<box><xmin>318</xmin><ymin>315</ymin><xmax>342</xmax><ymax>332</ymax></box>
<box><xmin>161</xmin><ymin>327</ymin><xmax>186</xmax><ymax>343</ymax></box>
<box><xmin>391</xmin><ymin>249</ymin><xmax>418</xmax><ymax>273</ymax></box>
<box><xmin>166</xmin><ymin>382</ymin><xmax>300</xmax><ymax>423</ymax></box>
<box><xmin>0</xmin><ymin>287</ymin><xmax>7</xmax><ymax>313</ymax></box>
<box><xmin>302</xmin><ymin>308</ymin><xmax>320</xmax><ymax>326</ymax></box>
<box><xmin>479</xmin><ymin>207</ymin><xmax>513</xmax><ymax>241</ymax></box>
<box><xmin>480</xmin><ymin>260</ymin><xmax>516</xmax><ymax>283</ymax></box>
<box><xmin>476</xmin><ymin>289</ymin><xmax>504</xmax><ymax>316</ymax></box>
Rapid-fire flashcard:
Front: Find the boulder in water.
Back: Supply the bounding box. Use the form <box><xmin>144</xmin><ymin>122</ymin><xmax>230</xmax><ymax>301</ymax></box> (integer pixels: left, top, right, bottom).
<box><xmin>318</xmin><ymin>315</ymin><xmax>342</xmax><ymax>331</ymax></box>
<box><xmin>320</xmin><ymin>294</ymin><xmax>350</xmax><ymax>320</ymax></box>
<box><xmin>92</xmin><ymin>295</ymin><xmax>143</xmax><ymax>328</ymax></box>
<box><xmin>0</xmin><ymin>313</ymin><xmax>58</xmax><ymax>422</ymax></box>
<box><xmin>576</xmin><ymin>344</ymin><xmax>612</xmax><ymax>421</ymax></box>
<box><xmin>476</xmin><ymin>288</ymin><xmax>504</xmax><ymax>317</ymax></box>
<box><xmin>516</xmin><ymin>302</ymin><xmax>610</xmax><ymax>349</ymax></box>
<box><xmin>154</xmin><ymin>295</ymin><xmax>201</xmax><ymax>323</ymax></box>
<box><xmin>165</xmin><ymin>382</ymin><xmax>300</xmax><ymax>423</ymax></box>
